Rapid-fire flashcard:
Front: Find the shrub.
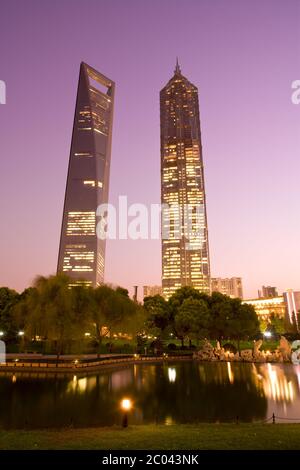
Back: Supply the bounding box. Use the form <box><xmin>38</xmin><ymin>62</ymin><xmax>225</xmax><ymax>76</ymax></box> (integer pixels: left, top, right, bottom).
<box><xmin>222</xmin><ymin>343</ymin><xmax>237</xmax><ymax>354</ymax></box>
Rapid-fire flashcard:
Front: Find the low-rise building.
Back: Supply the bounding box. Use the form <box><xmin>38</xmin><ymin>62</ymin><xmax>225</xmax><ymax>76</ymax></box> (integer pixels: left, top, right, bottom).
<box><xmin>242</xmin><ymin>296</ymin><xmax>286</xmax><ymax>321</ymax></box>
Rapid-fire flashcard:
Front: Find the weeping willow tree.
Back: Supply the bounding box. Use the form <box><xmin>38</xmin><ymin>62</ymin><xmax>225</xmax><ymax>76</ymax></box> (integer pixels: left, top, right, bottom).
<box><xmin>14</xmin><ymin>274</ymin><xmax>90</xmax><ymax>357</ymax></box>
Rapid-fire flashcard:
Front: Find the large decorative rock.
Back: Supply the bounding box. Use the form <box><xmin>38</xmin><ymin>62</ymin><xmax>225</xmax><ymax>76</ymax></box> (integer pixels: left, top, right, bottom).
<box><xmin>253</xmin><ymin>339</ymin><xmax>263</xmax><ymax>359</ymax></box>
<box><xmin>279</xmin><ymin>336</ymin><xmax>291</xmax><ymax>361</ymax></box>
<box><xmin>194</xmin><ymin>340</ymin><xmax>215</xmax><ymax>361</ymax></box>
<box><xmin>240</xmin><ymin>349</ymin><xmax>253</xmax><ymax>361</ymax></box>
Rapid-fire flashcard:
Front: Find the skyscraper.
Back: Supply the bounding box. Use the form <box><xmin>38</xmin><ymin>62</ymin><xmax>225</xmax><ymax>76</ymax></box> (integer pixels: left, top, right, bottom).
<box><xmin>57</xmin><ymin>62</ymin><xmax>115</xmax><ymax>287</ymax></box>
<box><xmin>160</xmin><ymin>60</ymin><xmax>210</xmax><ymax>299</ymax></box>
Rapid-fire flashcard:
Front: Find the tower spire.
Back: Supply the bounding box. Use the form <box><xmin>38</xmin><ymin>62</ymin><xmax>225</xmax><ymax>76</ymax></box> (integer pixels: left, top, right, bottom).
<box><xmin>174</xmin><ymin>57</ymin><xmax>181</xmax><ymax>75</ymax></box>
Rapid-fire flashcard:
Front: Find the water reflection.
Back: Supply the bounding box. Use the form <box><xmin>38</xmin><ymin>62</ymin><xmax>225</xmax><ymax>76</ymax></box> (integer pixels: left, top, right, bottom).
<box><xmin>168</xmin><ymin>367</ymin><xmax>176</xmax><ymax>383</ymax></box>
<box><xmin>0</xmin><ymin>362</ymin><xmax>300</xmax><ymax>429</ymax></box>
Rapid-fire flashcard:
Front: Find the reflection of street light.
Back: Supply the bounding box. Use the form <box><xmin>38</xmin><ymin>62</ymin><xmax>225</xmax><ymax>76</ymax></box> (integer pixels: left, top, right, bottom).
<box><xmin>120</xmin><ymin>398</ymin><xmax>132</xmax><ymax>428</ymax></box>
<box><xmin>168</xmin><ymin>367</ymin><xmax>176</xmax><ymax>383</ymax></box>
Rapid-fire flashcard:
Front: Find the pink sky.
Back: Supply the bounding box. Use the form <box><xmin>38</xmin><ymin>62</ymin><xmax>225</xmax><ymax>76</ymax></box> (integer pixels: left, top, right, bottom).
<box><xmin>0</xmin><ymin>0</ymin><xmax>299</xmax><ymax>300</ymax></box>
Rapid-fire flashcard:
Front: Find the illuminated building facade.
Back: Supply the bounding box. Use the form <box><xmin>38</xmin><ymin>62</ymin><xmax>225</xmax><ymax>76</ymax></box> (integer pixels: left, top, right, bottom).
<box><xmin>57</xmin><ymin>62</ymin><xmax>115</xmax><ymax>286</ymax></box>
<box><xmin>160</xmin><ymin>60</ymin><xmax>210</xmax><ymax>299</ymax></box>
<box><xmin>242</xmin><ymin>296</ymin><xmax>286</xmax><ymax>321</ymax></box>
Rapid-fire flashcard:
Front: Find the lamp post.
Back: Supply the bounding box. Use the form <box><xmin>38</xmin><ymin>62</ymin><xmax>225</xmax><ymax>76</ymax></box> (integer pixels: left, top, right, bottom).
<box><xmin>18</xmin><ymin>331</ymin><xmax>25</xmax><ymax>353</ymax></box>
<box><xmin>263</xmin><ymin>331</ymin><xmax>272</xmax><ymax>339</ymax></box>
<box><xmin>120</xmin><ymin>398</ymin><xmax>132</xmax><ymax>428</ymax></box>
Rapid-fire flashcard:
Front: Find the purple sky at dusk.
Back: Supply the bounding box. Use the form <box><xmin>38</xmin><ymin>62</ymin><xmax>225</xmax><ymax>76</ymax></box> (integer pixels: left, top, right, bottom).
<box><xmin>0</xmin><ymin>0</ymin><xmax>299</xmax><ymax>300</ymax></box>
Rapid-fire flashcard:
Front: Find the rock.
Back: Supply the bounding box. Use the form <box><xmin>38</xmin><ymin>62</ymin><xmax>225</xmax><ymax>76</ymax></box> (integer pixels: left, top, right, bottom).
<box><xmin>253</xmin><ymin>339</ymin><xmax>263</xmax><ymax>359</ymax></box>
<box><xmin>241</xmin><ymin>349</ymin><xmax>253</xmax><ymax>361</ymax></box>
<box><xmin>279</xmin><ymin>336</ymin><xmax>291</xmax><ymax>361</ymax></box>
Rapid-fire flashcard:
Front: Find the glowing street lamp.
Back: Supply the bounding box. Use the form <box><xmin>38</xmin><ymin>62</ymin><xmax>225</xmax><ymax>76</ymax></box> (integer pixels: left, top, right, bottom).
<box><xmin>120</xmin><ymin>398</ymin><xmax>132</xmax><ymax>428</ymax></box>
<box><xmin>0</xmin><ymin>331</ymin><xmax>4</xmax><ymax>337</ymax></box>
<box><xmin>18</xmin><ymin>331</ymin><xmax>25</xmax><ymax>337</ymax></box>
<box><xmin>84</xmin><ymin>332</ymin><xmax>91</xmax><ymax>337</ymax></box>
<box><xmin>263</xmin><ymin>331</ymin><xmax>272</xmax><ymax>338</ymax></box>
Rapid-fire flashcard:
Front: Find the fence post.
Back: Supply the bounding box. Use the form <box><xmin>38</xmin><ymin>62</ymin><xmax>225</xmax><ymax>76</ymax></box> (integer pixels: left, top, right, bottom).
<box><xmin>272</xmin><ymin>412</ymin><xmax>275</xmax><ymax>424</ymax></box>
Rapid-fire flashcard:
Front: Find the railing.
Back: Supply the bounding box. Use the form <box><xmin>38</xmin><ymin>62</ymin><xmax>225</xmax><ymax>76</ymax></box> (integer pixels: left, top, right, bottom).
<box><xmin>235</xmin><ymin>413</ymin><xmax>300</xmax><ymax>424</ymax></box>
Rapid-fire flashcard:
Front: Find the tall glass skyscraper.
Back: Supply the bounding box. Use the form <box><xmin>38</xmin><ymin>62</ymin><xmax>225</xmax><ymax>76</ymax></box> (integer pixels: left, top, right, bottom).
<box><xmin>57</xmin><ymin>62</ymin><xmax>115</xmax><ymax>287</ymax></box>
<box><xmin>160</xmin><ymin>60</ymin><xmax>210</xmax><ymax>299</ymax></box>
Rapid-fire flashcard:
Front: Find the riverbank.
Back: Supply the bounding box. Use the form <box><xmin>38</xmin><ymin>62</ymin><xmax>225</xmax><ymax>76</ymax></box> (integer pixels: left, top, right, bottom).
<box><xmin>0</xmin><ymin>354</ymin><xmax>192</xmax><ymax>374</ymax></box>
<box><xmin>1</xmin><ymin>424</ymin><xmax>300</xmax><ymax>450</ymax></box>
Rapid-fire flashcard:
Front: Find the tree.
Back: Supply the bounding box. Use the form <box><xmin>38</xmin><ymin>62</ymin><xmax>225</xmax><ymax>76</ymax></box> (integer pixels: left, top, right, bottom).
<box><xmin>174</xmin><ymin>297</ymin><xmax>210</xmax><ymax>347</ymax></box>
<box><xmin>105</xmin><ymin>289</ymin><xmax>137</xmax><ymax>337</ymax></box>
<box><xmin>13</xmin><ymin>287</ymin><xmax>37</xmax><ymax>339</ymax></box>
<box><xmin>227</xmin><ymin>300</ymin><xmax>260</xmax><ymax>352</ymax></box>
<box><xmin>169</xmin><ymin>286</ymin><xmax>210</xmax><ymax>311</ymax></box>
<box><xmin>209</xmin><ymin>293</ymin><xmax>233</xmax><ymax>344</ymax></box>
<box><xmin>259</xmin><ymin>318</ymin><xmax>268</xmax><ymax>335</ymax></box>
<box><xmin>115</xmin><ymin>287</ymin><xmax>129</xmax><ymax>298</ymax></box>
<box><xmin>268</xmin><ymin>314</ymin><xmax>285</xmax><ymax>336</ymax></box>
<box><xmin>0</xmin><ymin>287</ymin><xmax>20</xmax><ymax>340</ymax></box>
<box><xmin>71</xmin><ymin>285</ymin><xmax>91</xmax><ymax>335</ymax></box>
<box><xmin>168</xmin><ymin>287</ymin><xmax>210</xmax><ymax>343</ymax></box>
<box><xmin>144</xmin><ymin>295</ymin><xmax>170</xmax><ymax>336</ymax></box>
<box><xmin>89</xmin><ymin>285</ymin><xmax>115</xmax><ymax>343</ymax></box>
<box><xmin>24</xmin><ymin>274</ymin><xmax>87</xmax><ymax>357</ymax></box>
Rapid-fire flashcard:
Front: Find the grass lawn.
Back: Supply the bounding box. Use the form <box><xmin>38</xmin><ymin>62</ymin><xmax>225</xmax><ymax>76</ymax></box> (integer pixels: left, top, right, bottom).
<box><xmin>1</xmin><ymin>424</ymin><xmax>300</xmax><ymax>450</ymax></box>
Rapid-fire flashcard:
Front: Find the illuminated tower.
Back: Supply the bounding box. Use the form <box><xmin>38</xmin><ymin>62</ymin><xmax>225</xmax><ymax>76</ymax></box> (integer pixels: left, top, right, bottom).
<box><xmin>160</xmin><ymin>60</ymin><xmax>210</xmax><ymax>299</ymax></box>
<box><xmin>57</xmin><ymin>62</ymin><xmax>115</xmax><ymax>286</ymax></box>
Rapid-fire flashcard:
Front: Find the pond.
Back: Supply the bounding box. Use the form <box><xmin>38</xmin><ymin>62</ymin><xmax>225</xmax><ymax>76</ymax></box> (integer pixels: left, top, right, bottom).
<box><xmin>0</xmin><ymin>361</ymin><xmax>300</xmax><ymax>429</ymax></box>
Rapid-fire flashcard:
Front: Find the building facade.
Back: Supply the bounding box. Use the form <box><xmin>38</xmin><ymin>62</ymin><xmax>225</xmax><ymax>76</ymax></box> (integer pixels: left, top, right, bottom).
<box><xmin>160</xmin><ymin>60</ymin><xmax>210</xmax><ymax>299</ymax></box>
<box><xmin>258</xmin><ymin>286</ymin><xmax>278</xmax><ymax>298</ymax></box>
<box><xmin>211</xmin><ymin>277</ymin><xmax>243</xmax><ymax>299</ymax></box>
<box><xmin>57</xmin><ymin>62</ymin><xmax>115</xmax><ymax>287</ymax></box>
<box><xmin>143</xmin><ymin>285</ymin><xmax>163</xmax><ymax>298</ymax></box>
<box><xmin>283</xmin><ymin>290</ymin><xmax>300</xmax><ymax>329</ymax></box>
<box><xmin>242</xmin><ymin>296</ymin><xmax>286</xmax><ymax>321</ymax></box>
